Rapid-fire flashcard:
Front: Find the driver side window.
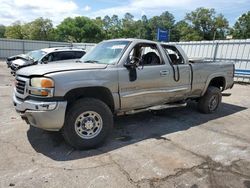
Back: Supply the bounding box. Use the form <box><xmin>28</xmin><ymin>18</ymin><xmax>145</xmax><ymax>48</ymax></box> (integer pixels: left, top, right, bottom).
<box><xmin>41</xmin><ymin>54</ymin><xmax>53</xmax><ymax>63</ymax></box>
<box><xmin>128</xmin><ymin>43</ymin><xmax>163</xmax><ymax>66</ymax></box>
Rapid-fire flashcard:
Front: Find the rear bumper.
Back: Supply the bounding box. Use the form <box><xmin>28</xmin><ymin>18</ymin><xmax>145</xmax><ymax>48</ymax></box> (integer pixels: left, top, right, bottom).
<box><xmin>13</xmin><ymin>94</ymin><xmax>67</xmax><ymax>131</ymax></box>
<box><xmin>230</xmin><ymin>82</ymin><xmax>234</xmax><ymax>89</ymax></box>
<box><xmin>226</xmin><ymin>77</ymin><xmax>234</xmax><ymax>90</ymax></box>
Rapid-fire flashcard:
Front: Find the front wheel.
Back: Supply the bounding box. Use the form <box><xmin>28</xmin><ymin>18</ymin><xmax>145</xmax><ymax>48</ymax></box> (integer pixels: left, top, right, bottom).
<box><xmin>62</xmin><ymin>98</ymin><xmax>113</xmax><ymax>149</ymax></box>
<box><xmin>198</xmin><ymin>86</ymin><xmax>222</xmax><ymax>114</ymax></box>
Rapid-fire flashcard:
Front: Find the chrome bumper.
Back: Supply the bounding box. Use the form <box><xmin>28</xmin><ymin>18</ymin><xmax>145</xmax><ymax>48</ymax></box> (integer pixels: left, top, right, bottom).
<box><xmin>13</xmin><ymin>94</ymin><xmax>67</xmax><ymax>131</ymax></box>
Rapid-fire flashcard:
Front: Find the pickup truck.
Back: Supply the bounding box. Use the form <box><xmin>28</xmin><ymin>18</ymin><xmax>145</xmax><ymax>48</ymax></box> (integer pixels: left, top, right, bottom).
<box><xmin>13</xmin><ymin>38</ymin><xmax>234</xmax><ymax>149</ymax></box>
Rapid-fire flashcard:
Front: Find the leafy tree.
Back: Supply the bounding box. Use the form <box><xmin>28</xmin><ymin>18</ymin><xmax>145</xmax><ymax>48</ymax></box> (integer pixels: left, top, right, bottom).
<box><xmin>121</xmin><ymin>13</ymin><xmax>137</xmax><ymax>38</ymax></box>
<box><xmin>185</xmin><ymin>7</ymin><xmax>229</xmax><ymax>40</ymax></box>
<box><xmin>148</xmin><ymin>11</ymin><xmax>175</xmax><ymax>41</ymax></box>
<box><xmin>0</xmin><ymin>25</ymin><xmax>6</xmax><ymax>38</ymax></box>
<box><xmin>29</xmin><ymin>17</ymin><xmax>54</xmax><ymax>40</ymax></box>
<box><xmin>110</xmin><ymin>15</ymin><xmax>123</xmax><ymax>38</ymax></box>
<box><xmin>102</xmin><ymin>15</ymin><xmax>111</xmax><ymax>33</ymax></box>
<box><xmin>174</xmin><ymin>21</ymin><xmax>202</xmax><ymax>41</ymax></box>
<box><xmin>56</xmin><ymin>16</ymin><xmax>103</xmax><ymax>42</ymax></box>
<box><xmin>93</xmin><ymin>17</ymin><xmax>106</xmax><ymax>40</ymax></box>
<box><xmin>213</xmin><ymin>14</ymin><xmax>229</xmax><ymax>39</ymax></box>
<box><xmin>232</xmin><ymin>11</ymin><xmax>250</xmax><ymax>39</ymax></box>
<box><xmin>102</xmin><ymin>15</ymin><xmax>122</xmax><ymax>39</ymax></box>
<box><xmin>134</xmin><ymin>15</ymin><xmax>151</xmax><ymax>39</ymax></box>
<box><xmin>5</xmin><ymin>21</ymin><xmax>23</xmax><ymax>39</ymax></box>
<box><xmin>21</xmin><ymin>18</ymin><xmax>55</xmax><ymax>41</ymax></box>
<box><xmin>2</xmin><ymin>8</ymin><xmax>234</xmax><ymax>42</ymax></box>
<box><xmin>5</xmin><ymin>18</ymin><xmax>54</xmax><ymax>40</ymax></box>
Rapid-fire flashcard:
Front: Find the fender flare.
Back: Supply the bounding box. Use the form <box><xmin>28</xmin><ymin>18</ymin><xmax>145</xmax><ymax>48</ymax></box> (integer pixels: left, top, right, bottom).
<box><xmin>201</xmin><ymin>73</ymin><xmax>226</xmax><ymax>96</ymax></box>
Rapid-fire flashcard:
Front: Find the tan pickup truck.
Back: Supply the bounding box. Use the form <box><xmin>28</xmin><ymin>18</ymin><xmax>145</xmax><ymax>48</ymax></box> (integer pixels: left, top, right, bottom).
<box><xmin>13</xmin><ymin>38</ymin><xmax>234</xmax><ymax>149</ymax></box>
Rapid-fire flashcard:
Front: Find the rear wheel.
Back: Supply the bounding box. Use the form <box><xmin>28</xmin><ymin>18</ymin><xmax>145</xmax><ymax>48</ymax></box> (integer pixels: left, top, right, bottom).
<box><xmin>62</xmin><ymin>98</ymin><xmax>113</xmax><ymax>149</ymax></box>
<box><xmin>198</xmin><ymin>86</ymin><xmax>222</xmax><ymax>114</ymax></box>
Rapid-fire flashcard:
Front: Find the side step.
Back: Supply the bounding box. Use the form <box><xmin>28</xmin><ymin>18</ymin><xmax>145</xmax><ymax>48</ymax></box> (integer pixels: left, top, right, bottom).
<box><xmin>122</xmin><ymin>103</ymin><xmax>187</xmax><ymax>115</ymax></box>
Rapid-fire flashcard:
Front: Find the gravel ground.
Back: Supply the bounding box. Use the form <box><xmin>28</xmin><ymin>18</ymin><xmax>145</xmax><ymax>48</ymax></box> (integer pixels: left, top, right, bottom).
<box><xmin>0</xmin><ymin>61</ymin><xmax>250</xmax><ymax>188</ymax></box>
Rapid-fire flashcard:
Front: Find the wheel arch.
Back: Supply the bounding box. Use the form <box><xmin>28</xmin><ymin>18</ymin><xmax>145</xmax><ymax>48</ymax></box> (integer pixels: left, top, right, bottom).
<box><xmin>202</xmin><ymin>75</ymin><xmax>226</xmax><ymax>96</ymax></box>
<box><xmin>64</xmin><ymin>86</ymin><xmax>115</xmax><ymax>112</ymax></box>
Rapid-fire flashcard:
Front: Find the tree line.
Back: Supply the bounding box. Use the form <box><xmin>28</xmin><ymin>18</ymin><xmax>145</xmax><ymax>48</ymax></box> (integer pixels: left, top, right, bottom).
<box><xmin>0</xmin><ymin>8</ymin><xmax>249</xmax><ymax>43</ymax></box>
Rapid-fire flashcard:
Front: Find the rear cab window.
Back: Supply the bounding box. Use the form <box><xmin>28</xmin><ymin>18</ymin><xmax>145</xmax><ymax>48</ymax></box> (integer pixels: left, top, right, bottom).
<box><xmin>161</xmin><ymin>45</ymin><xmax>185</xmax><ymax>65</ymax></box>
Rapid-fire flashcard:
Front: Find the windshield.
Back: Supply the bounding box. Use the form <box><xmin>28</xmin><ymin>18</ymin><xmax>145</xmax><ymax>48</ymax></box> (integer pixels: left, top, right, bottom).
<box><xmin>27</xmin><ymin>50</ymin><xmax>47</xmax><ymax>61</ymax></box>
<box><xmin>80</xmin><ymin>40</ymin><xmax>130</xmax><ymax>64</ymax></box>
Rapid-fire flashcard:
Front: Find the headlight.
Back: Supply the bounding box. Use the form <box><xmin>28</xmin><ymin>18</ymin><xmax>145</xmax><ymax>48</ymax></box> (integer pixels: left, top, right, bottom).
<box><xmin>30</xmin><ymin>77</ymin><xmax>54</xmax><ymax>97</ymax></box>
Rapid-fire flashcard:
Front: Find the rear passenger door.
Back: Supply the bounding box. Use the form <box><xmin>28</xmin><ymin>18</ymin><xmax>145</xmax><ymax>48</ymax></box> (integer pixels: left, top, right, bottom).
<box><xmin>161</xmin><ymin>45</ymin><xmax>191</xmax><ymax>97</ymax></box>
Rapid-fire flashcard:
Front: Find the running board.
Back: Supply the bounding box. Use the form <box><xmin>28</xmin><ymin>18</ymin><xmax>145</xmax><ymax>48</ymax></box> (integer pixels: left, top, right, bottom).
<box><xmin>122</xmin><ymin>103</ymin><xmax>187</xmax><ymax>115</ymax></box>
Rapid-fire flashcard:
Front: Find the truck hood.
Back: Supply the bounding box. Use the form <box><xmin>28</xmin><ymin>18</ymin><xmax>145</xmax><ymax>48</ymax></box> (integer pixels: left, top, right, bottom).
<box><xmin>12</xmin><ymin>58</ymin><xmax>33</xmax><ymax>66</ymax></box>
<box><xmin>16</xmin><ymin>62</ymin><xmax>108</xmax><ymax>76</ymax></box>
<box><xmin>7</xmin><ymin>54</ymin><xmax>28</xmax><ymax>61</ymax></box>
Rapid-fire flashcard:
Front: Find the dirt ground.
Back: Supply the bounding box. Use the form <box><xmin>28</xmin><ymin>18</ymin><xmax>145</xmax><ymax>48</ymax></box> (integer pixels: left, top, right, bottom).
<box><xmin>0</xmin><ymin>61</ymin><xmax>250</xmax><ymax>188</ymax></box>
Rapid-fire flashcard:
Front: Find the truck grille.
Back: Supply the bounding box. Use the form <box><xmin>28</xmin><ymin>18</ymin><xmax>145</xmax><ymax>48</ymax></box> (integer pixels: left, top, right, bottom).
<box><xmin>15</xmin><ymin>79</ymin><xmax>26</xmax><ymax>94</ymax></box>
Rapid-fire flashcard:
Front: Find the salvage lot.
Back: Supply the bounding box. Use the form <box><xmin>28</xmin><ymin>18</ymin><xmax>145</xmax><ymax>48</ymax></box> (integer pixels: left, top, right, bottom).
<box><xmin>0</xmin><ymin>61</ymin><xmax>250</xmax><ymax>188</ymax></box>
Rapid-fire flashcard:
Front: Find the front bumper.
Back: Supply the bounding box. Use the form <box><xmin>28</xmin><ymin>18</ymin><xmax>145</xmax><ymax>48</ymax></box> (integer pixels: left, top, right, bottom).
<box><xmin>10</xmin><ymin>63</ymin><xmax>19</xmax><ymax>70</ymax></box>
<box><xmin>6</xmin><ymin>60</ymin><xmax>11</xmax><ymax>68</ymax></box>
<box><xmin>13</xmin><ymin>94</ymin><xmax>67</xmax><ymax>131</ymax></box>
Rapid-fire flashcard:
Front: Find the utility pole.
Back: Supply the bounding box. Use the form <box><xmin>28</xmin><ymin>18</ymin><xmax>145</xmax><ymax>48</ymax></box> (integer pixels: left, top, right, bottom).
<box><xmin>213</xmin><ymin>30</ymin><xmax>216</xmax><ymax>41</ymax></box>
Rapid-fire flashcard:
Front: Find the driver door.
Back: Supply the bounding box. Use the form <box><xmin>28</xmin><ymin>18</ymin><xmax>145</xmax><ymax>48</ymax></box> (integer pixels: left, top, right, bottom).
<box><xmin>118</xmin><ymin>43</ymin><xmax>175</xmax><ymax>110</ymax></box>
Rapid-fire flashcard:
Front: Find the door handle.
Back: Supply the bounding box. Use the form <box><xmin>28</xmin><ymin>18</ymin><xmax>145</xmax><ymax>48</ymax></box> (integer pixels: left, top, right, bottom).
<box><xmin>160</xmin><ymin>70</ymin><xmax>169</xmax><ymax>76</ymax></box>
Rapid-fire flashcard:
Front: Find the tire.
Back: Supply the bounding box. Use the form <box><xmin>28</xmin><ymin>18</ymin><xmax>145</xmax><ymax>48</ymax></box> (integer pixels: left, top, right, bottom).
<box><xmin>62</xmin><ymin>98</ymin><xmax>113</xmax><ymax>150</ymax></box>
<box><xmin>198</xmin><ymin>86</ymin><xmax>222</xmax><ymax>114</ymax></box>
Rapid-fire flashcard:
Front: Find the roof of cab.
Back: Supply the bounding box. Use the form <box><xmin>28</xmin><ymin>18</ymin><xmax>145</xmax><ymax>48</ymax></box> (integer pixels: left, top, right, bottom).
<box><xmin>104</xmin><ymin>38</ymin><xmax>159</xmax><ymax>44</ymax></box>
<box><xmin>103</xmin><ymin>38</ymin><xmax>178</xmax><ymax>47</ymax></box>
<box><xmin>39</xmin><ymin>47</ymin><xmax>85</xmax><ymax>53</ymax></box>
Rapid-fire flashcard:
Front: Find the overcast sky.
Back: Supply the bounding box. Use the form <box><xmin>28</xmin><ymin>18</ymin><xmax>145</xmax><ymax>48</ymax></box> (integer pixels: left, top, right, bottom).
<box><xmin>0</xmin><ymin>0</ymin><xmax>249</xmax><ymax>26</ymax></box>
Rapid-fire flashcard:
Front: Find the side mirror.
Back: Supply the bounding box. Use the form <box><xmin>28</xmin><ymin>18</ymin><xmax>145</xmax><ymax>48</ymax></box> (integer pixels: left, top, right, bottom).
<box><xmin>128</xmin><ymin>67</ymin><xmax>137</xmax><ymax>82</ymax></box>
<box><xmin>124</xmin><ymin>61</ymin><xmax>134</xmax><ymax>68</ymax></box>
<box><xmin>124</xmin><ymin>56</ymin><xmax>139</xmax><ymax>68</ymax></box>
<box><xmin>41</xmin><ymin>55</ymin><xmax>50</xmax><ymax>64</ymax></box>
<box><xmin>124</xmin><ymin>59</ymin><xmax>137</xmax><ymax>82</ymax></box>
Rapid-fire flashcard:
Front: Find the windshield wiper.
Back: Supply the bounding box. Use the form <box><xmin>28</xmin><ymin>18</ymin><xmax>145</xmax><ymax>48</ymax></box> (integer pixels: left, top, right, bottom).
<box><xmin>84</xmin><ymin>60</ymin><xmax>99</xmax><ymax>64</ymax></box>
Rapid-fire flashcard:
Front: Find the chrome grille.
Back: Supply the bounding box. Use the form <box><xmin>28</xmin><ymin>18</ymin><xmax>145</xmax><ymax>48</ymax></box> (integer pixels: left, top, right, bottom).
<box><xmin>15</xmin><ymin>79</ymin><xmax>26</xmax><ymax>94</ymax></box>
